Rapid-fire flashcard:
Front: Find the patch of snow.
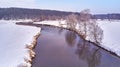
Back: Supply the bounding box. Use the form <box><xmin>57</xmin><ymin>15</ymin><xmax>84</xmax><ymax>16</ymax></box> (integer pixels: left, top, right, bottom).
<box><xmin>0</xmin><ymin>19</ymin><xmax>33</xmax><ymax>23</ymax></box>
<box><xmin>35</xmin><ymin>20</ymin><xmax>59</xmax><ymax>26</ymax></box>
<box><xmin>34</xmin><ymin>20</ymin><xmax>67</xmax><ymax>28</ymax></box>
<box><xmin>98</xmin><ymin>20</ymin><xmax>120</xmax><ymax>56</ymax></box>
<box><xmin>0</xmin><ymin>21</ymin><xmax>40</xmax><ymax>67</ymax></box>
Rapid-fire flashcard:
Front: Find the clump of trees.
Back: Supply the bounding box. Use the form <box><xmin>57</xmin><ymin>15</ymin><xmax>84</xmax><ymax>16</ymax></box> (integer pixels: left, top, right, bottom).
<box><xmin>66</xmin><ymin>9</ymin><xmax>103</xmax><ymax>44</ymax></box>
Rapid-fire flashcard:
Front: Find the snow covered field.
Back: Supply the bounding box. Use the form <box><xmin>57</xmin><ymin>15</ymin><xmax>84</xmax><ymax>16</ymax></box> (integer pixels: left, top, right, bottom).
<box><xmin>0</xmin><ymin>20</ymin><xmax>40</xmax><ymax>67</ymax></box>
<box><xmin>98</xmin><ymin>20</ymin><xmax>120</xmax><ymax>56</ymax></box>
<box><xmin>34</xmin><ymin>20</ymin><xmax>120</xmax><ymax>57</ymax></box>
<box><xmin>1</xmin><ymin>19</ymin><xmax>119</xmax><ymax>67</ymax></box>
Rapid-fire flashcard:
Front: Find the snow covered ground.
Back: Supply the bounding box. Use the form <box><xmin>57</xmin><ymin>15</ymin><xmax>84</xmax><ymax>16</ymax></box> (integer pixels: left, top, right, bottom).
<box><xmin>34</xmin><ymin>20</ymin><xmax>120</xmax><ymax>57</ymax></box>
<box><xmin>34</xmin><ymin>20</ymin><xmax>67</xmax><ymax>28</ymax></box>
<box><xmin>2</xmin><ymin>19</ymin><xmax>118</xmax><ymax>66</ymax></box>
<box><xmin>0</xmin><ymin>21</ymin><xmax>40</xmax><ymax>67</ymax></box>
<box><xmin>98</xmin><ymin>20</ymin><xmax>120</xmax><ymax>56</ymax></box>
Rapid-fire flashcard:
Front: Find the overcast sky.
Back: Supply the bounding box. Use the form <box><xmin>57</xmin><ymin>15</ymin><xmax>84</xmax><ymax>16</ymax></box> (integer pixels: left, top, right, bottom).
<box><xmin>0</xmin><ymin>0</ymin><xmax>120</xmax><ymax>14</ymax></box>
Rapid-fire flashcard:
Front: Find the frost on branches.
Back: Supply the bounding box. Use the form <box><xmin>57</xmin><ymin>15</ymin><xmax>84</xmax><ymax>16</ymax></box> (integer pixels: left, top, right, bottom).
<box><xmin>66</xmin><ymin>9</ymin><xmax>103</xmax><ymax>44</ymax></box>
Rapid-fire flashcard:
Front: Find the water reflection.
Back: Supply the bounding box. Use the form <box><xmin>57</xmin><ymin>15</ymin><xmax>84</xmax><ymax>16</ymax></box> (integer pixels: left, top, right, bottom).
<box><xmin>76</xmin><ymin>40</ymin><xmax>101</xmax><ymax>67</ymax></box>
<box><xmin>65</xmin><ymin>30</ymin><xmax>101</xmax><ymax>67</ymax></box>
<box><xmin>33</xmin><ymin>26</ymin><xmax>120</xmax><ymax>67</ymax></box>
<box><xmin>58</xmin><ymin>28</ymin><xmax>64</xmax><ymax>34</ymax></box>
<box><xmin>65</xmin><ymin>31</ymin><xmax>77</xmax><ymax>47</ymax></box>
<box><xmin>41</xmin><ymin>26</ymin><xmax>64</xmax><ymax>35</ymax></box>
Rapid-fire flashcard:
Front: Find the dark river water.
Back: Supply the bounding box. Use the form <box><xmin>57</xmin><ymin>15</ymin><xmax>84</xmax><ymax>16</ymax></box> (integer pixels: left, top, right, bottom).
<box><xmin>32</xmin><ymin>26</ymin><xmax>120</xmax><ymax>67</ymax></box>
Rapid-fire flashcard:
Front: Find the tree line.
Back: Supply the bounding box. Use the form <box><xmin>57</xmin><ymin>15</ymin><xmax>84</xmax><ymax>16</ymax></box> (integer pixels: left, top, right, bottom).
<box><xmin>0</xmin><ymin>7</ymin><xmax>79</xmax><ymax>21</ymax></box>
<box><xmin>0</xmin><ymin>7</ymin><xmax>120</xmax><ymax>21</ymax></box>
<box><xmin>93</xmin><ymin>14</ymin><xmax>120</xmax><ymax>20</ymax></box>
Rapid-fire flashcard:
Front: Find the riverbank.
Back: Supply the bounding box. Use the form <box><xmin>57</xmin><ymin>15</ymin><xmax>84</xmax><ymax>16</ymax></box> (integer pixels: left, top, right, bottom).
<box><xmin>33</xmin><ymin>20</ymin><xmax>120</xmax><ymax>58</ymax></box>
<box><xmin>32</xmin><ymin>26</ymin><xmax>120</xmax><ymax>67</ymax></box>
<box><xmin>0</xmin><ymin>21</ymin><xmax>40</xmax><ymax>67</ymax></box>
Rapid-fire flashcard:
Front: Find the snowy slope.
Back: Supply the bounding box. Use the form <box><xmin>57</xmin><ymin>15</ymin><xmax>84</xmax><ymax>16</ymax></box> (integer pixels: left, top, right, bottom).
<box><xmin>98</xmin><ymin>20</ymin><xmax>120</xmax><ymax>56</ymax></box>
<box><xmin>0</xmin><ymin>21</ymin><xmax>40</xmax><ymax>67</ymax></box>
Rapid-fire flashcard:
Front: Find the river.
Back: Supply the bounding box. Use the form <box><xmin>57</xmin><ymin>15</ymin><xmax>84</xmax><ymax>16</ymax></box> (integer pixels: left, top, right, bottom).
<box><xmin>32</xmin><ymin>26</ymin><xmax>120</xmax><ymax>67</ymax></box>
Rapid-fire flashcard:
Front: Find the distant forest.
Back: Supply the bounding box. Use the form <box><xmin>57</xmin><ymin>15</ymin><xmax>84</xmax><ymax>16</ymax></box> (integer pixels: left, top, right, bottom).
<box><xmin>0</xmin><ymin>7</ymin><xmax>120</xmax><ymax>21</ymax></box>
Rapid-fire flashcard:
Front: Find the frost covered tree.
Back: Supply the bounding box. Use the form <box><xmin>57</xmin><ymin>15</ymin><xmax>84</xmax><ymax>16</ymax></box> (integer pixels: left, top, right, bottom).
<box><xmin>66</xmin><ymin>9</ymin><xmax>103</xmax><ymax>44</ymax></box>
<box><xmin>66</xmin><ymin>14</ymin><xmax>78</xmax><ymax>30</ymax></box>
<box><xmin>87</xmin><ymin>20</ymin><xmax>103</xmax><ymax>44</ymax></box>
<box><xmin>78</xmin><ymin>9</ymin><xmax>91</xmax><ymax>38</ymax></box>
<box><xmin>78</xmin><ymin>9</ymin><xmax>103</xmax><ymax>44</ymax></box>
<box><xmin>79</xmin><ymin>9</ymin><xmax>91</xmax><ymax>22</ymax></box>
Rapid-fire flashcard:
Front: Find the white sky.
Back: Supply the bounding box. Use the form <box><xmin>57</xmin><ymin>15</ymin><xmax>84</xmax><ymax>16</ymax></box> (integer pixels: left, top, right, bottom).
<box><xmin>0</xmin><ymin>0</ymin><xmax>38</xmax><ymax>8</ymax></box>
